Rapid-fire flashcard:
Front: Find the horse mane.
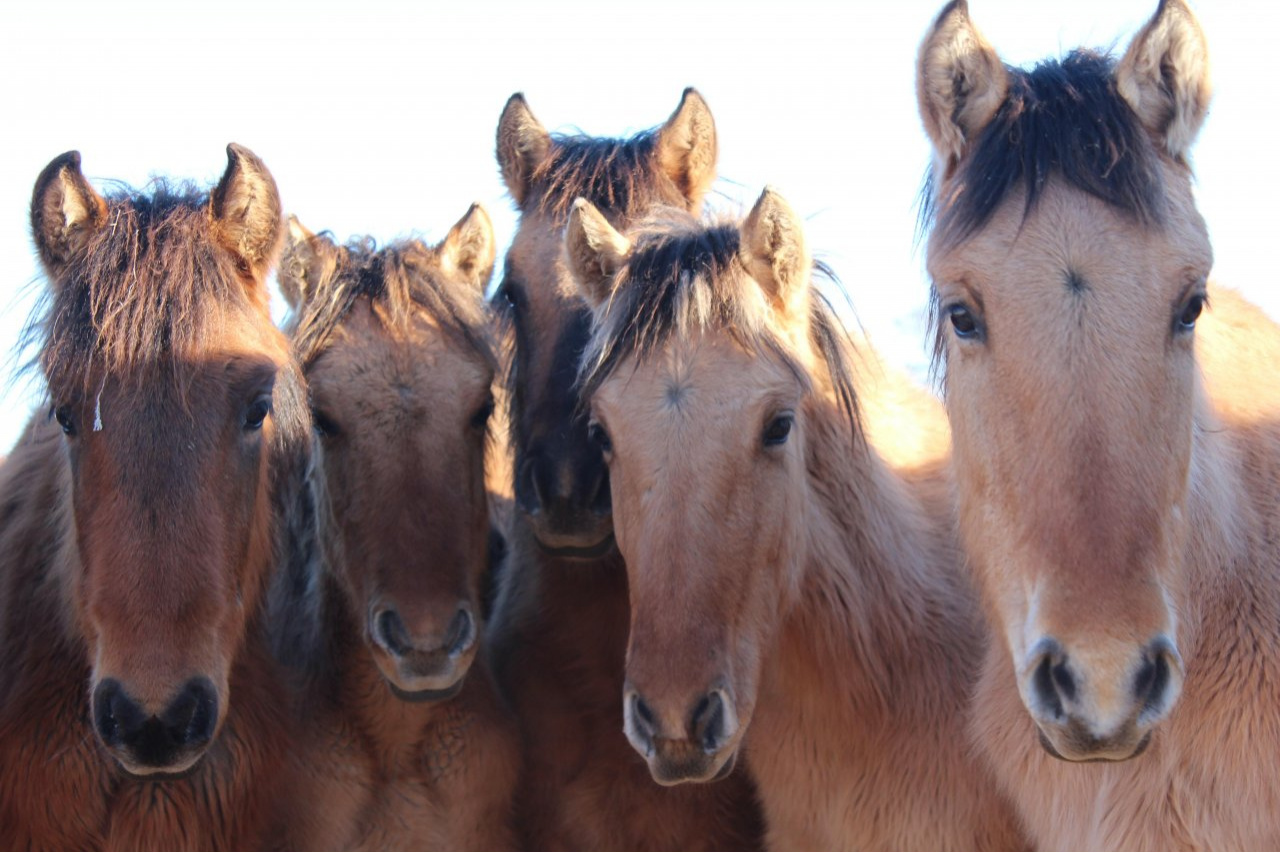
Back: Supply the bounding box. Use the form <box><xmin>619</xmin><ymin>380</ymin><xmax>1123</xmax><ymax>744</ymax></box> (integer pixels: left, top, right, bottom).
<box><xmin>526</xmin><ymin>131</ymin><xmax>687</xmax><ymax>224</ymax></box>
<box><xmin>31</xmin><ymin>181</ymin><xmax>254</xmax><ymax>397</ymax></box>
<box><xmin>286</xmin><ymin>236</ymin><xmax>495</xmax><ymax>373</ymax></box>
<box><xmin>920</xmin><ymin>48</ymin><xmax>1170</xmax><ymax>380</ymax></box>
<box><xmin>578</xmin><ymin>210</ymin><xmax>860</xmax><ymax>435</ymax></box>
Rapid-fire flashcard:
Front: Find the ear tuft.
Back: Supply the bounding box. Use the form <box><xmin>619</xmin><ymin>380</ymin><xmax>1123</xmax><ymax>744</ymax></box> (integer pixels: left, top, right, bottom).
<box><xmin>211</xmin><ymin>143</ymin><xmax>284</xmax><ymax>280</ymax></box>
<box><xmin>1116</xmin><ymin>0</ymin><xmax>1211</xmax><ymax>161</ymax></box>
<box><xmin>565</xmin><ymin>198</ymin><xmax>631</xmax><ymax>309</ymax></box>
<box><xmin>496</xmin><ymin>93</ymin><xmax>552</xmax><ymax>208</ymax></box>
<box><xmin>440</xmin><ymin>203</ymin><xmax>496</xmax><ymax>293</ymax></box>
<box><xmin>741</xmin><ymin>187</ymin><xmax>810</xmax><ymax>320</ymax></box>
<box><xmin>279</xmin><ymin>215</ymin><xmax>319</xmax><ymax>311</ymax></box>
<box><xmin>656</xmin><ymin>87</ymin><xmax>718</xmax><ymax>208</ymax></box>
<box><xmin>916</xmin><ymin>0</ymin><xmax>1008</xmax><ymax>175</ymax></box>
<box><xmin>30</xmin><ymin>150</ymin><xmax>108</xmax><ymax>284</ymax></box>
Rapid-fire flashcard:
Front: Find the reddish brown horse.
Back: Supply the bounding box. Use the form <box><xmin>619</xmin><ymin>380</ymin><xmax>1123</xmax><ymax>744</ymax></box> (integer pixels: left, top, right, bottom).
<box><xmin>487</xmin><ymin>90</ymin><xmax>764</xmax><ymax>848</ymax></box>
<box><xmin>0</xmin><ymin>147</ymin><xmax>365</xmax><ymax>847</ymax></box>
<box><xmin>566</xmin><ymin>192</ymin><xmax>1025</xmax><ymax>849</ymax></box>
<box><xmin>918</xmin><ymin>0</ymin><xmax>1280</xmax><ymax>846</ymax></box>
<box><xmin>278</xmin><ymin>206</ymin><xmax>519</xmax><ymax>848</ymax></box>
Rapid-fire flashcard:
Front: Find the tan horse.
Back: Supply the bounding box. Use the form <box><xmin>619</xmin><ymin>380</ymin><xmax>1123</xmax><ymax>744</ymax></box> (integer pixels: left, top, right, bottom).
<box><xmin>487</xmin><ymin>90</ymin><xmax>765</xmax><ymax>849</ymax></box>
<box><xmin>277</xmin><ymin>207</ymin><xmax>520</xmax><ymax>849</ymax></box>
<box><xmin>919</xmin><ymin>0</ymin><xmax>1280</xmax><ymax>847</ymax></box>
<box><xmin>566</xmin><ymin>191</ymin><xmax>1026</xmax><ymax>850</ymax></box>
<box><xmin>0</xmin><ymin>147</ymin><xmax>363</xmax><ymax>848</ymax></box>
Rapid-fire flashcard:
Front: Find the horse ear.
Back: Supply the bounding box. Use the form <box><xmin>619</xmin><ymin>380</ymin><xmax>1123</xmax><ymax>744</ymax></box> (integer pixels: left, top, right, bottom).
<box><xmin>1116</xmin><ymin>0</ymin><xmax>1211</xmax><ymax>161</ymax></box>
<box><xmin>566</xmin><ymin>198</ymin><xmax>631</xmax><ymax>310</ymax></box>
<box><xmin>916</xmin><ymin>0</ymin><xmax>1008</xmax><ymax>176</ymax></box>
<box><xmin>741</xmin><ymin>187</ymin><xmax>810</xmax><ymax>321</ymax></box>
<box><xmin>497</xmin><ymin>93</ymin><xmax>551</xmax><ymax>208</ymax></box>
<box><xmin>656</xmin><ymin>87</ymin><xmax>718</xmax><ymax>208</ymax></box>
<box><xmin>279</xmin><ymin>216</ymin><xmax>320</xmax><ymax>311</ymax></box>
<box><xmin>439</xmin><ymin>203</ymin><xmax>496</xmax><ymax>293</ymax></box>
<box><xmin>211</xmin><ymin>143</ymin><xmax>284</xmax><ymax>280</ymax></box>
<box><xmin>30</xmin><ymin>150</ymin><xmax>108</xmax><ymax>285</ymax></box>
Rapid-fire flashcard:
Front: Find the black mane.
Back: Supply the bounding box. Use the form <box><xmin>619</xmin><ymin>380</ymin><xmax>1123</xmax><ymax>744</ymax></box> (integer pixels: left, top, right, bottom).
<box><xmin>527</xmin><ymin>131</ymin><xmax>687</xmax><ymax>223</ymax></box>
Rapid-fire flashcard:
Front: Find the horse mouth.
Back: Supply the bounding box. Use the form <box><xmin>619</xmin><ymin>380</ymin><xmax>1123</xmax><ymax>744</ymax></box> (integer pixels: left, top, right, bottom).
<box><xmin>387</xmin><ymin>678</ymin><xmax>466</xmax><ymax>704</ymax></box>
<box><xmin>535</xmin><ymin>533</ymin><xmax>616</xmax><ymax>560</ymax></box>
<box><xmin>1036</xmin><ymin>727</ymin><xmax>1152</xmax><ymax>763</ymax></box>
<box><xmin>113</xmin><ymin>754</ymin><xmax>206</xmax><ymax>782</ymax></box>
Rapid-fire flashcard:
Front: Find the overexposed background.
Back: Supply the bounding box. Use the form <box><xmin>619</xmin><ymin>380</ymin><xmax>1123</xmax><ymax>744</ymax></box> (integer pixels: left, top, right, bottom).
<box><xmin>1</xmin><ymin>0</ymin><xmax>1275</xmax><ymax>454</ymax></box>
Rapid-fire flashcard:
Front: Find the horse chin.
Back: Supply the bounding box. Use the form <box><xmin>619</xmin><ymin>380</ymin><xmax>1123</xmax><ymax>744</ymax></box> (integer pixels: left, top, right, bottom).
<box><xmin>1036</xmin><ymin>725</ymin><xmax>1153</xmax><ymax>763</ymax></box>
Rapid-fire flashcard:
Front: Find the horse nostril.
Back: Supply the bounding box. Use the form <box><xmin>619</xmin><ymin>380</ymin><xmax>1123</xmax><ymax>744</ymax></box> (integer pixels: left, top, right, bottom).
<box><xmin>375</xmin><ymin>609</ymin><xmax>413</xmax><ymax>657</ymax></box>
<box><xmin>588</xmin><ymin>465</ymin><xmax>611</xmax><ymax>515</ymax></box>
<box><xmin>93</xmin><ymin>678</ymin><xmax>133</xmax><ymax>746</ymax></box>
<box><xmin>1135</xmin><ymin>648</ymin><xmax>1171</xmax><ymax>714</ymax></box>
<box><xmin>444</xmin><ymin>607</ymin><xmax>475</xmax><ymax>656</ymax></box>
<box><xmin>690</xmin><ymin>690</ymin><xmax>733</xmax><ymax>753</ymax></box>
<box><xmin>1030</xmin><ymin>646</ymin><xmax>1073</xmax><ymax>721</ymax></box>
<box><xmin>631</xmin><ymin>692</ymin><xmax>657</xmax><ymax>741</ymax></box>
<box><xmin>163</xmin><ymin>677</ymin><xmax>218</xmax><ymax>747</ymax></box>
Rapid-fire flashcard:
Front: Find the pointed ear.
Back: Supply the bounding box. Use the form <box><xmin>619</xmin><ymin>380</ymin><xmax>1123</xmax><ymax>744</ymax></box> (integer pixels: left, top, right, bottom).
<box><xmin>565</xmin><ymin>198</ymin><xmax>631</xmax><ymax>310</ymax></box>
<box><xmin>210</xmin><ymin>143</ymin><xmax>284</xmax><ymax>279</ymax></box>
<box><xmin>1116</xmin><ymin>0</ymin><xmax>1211</xmax><ymax>161</ymax></box>
<box><xmin>439</xmin><ymin>203</ymin><xmax>496</xmax><ymax>293</ymax></box>
<box><xmin>279</xmin><ymin>215</ymin><xmax>321</xmax><ymax>311</ymax></box>
<box><xmin>655</xmin><ymin>87</ymin><xmax>718</xmax><ymax>208</ymax></box>
<box><xmin>497</xmin><ymin>93</ymin><xmax>551</xmax><ymax>208</ymax></box>
<box><xmin>30</xmin><ymin>150</ymin><xmax>108</xmax><ymax>284</ymax></box>
<box><xmin>741</xmin><ymin>187</ymin><xmax>810</xmax><ymax>321</ymax></box>
<box><xmin>916</xmin><ymin>0</ymin><xmax>1008</xmax><ymax>176</ymax></box>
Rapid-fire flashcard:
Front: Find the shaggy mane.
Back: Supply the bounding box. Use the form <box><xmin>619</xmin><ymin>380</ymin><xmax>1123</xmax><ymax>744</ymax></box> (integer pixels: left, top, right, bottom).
<box><xmin>526</xmin><ymin>132</ymin><xmax>687</xmax><ymax>223</ymax></box>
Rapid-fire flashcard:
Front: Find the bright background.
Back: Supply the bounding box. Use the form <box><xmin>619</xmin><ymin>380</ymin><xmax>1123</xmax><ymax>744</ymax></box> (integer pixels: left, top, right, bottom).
<box><xmin>1</xmin><ymin>1</ymin><xmax>1275</xmax><ymax>454</ymax></box>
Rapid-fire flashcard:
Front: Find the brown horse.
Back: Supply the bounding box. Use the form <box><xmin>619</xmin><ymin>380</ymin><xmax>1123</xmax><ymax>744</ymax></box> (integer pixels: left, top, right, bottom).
<box><xmin>278</xmin><ymin>206</ymin><xmax>520</xmax><ymax>848</ymax></box>
<box><xmin>0</xmin><ymin>146</ymin><xmax>364</xmax><ymax>848</ymax></box>
<box><xmin>918</xmin><ymin>0</ymin><xmax>1280</xmax><ymax>846</ymax></box>
<box><xmin>487</xmin><ymin>90</ymin><xmax>765</xmax><ymax>849</ymax></box>
<box><xmin>566</xmin><ymin>191</ymin><xmax>1026</xmax><ymax>849</ymax></box>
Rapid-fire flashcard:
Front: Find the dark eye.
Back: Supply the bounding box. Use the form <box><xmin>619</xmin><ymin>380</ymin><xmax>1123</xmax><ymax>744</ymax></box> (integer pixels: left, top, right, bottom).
<box><xmin>496</xmin><ymin>279</ymin><xmax>522</xmax><ymax>313</ymax></box>
<box><xmin>471</xmin><ymin>395</ymin><xmax>495</xmax><ymax>431</ymax></box>
<box><xmin>243</xmin><ymin>396</ymin><xmax>272</xmax><ymax>431</ymax></box>
<box><xmin>588</xmin><ymin>420</ymin><xmax>612</xmax><ymax>454</ymax></box>
<box><xmin>312</xmin><ymin>408</ymin><xmax>340</xmax><ymax>438</ymax></box>
<box><xmin>763</xmin><ymin>413</ymin><xmax>794</xmax><ymax>447</ymax></box>
<box><xmin>53</xmin><ymin>405</ymin><xmax>76</xmax><ymax>436</ymax></box>
<box><xmin>948</xmin><ymin>304</ymin><xmax>981</xmax><ymax>339</ymax></box>
<box><xmin>1176</xmin><ymin>294</ymin><xmax>1206</xmax><ymax>332</ymax></box>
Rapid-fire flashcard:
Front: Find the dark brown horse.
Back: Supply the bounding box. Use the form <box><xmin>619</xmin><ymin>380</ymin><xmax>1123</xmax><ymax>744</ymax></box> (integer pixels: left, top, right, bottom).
<box><xmin>0</xmin><ymin>147</ymin><xmax>364</xmax><ymax>848</ymax></box>
<box><xmin>278</xmin><ymin>206</ymin><xmax>519</xmax><ymax>848</ymax></box>
<box><xmin>486</xmin><ymin>90</ymin><xmax>764</xmax><ymax>849</ymax></box>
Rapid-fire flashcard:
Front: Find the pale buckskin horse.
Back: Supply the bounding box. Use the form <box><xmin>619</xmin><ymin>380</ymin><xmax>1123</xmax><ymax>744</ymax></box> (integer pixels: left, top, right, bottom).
<box><xmin>566</xmin><ymin>190</ymin><xmax>1026</xmax><ymax>850</ymax></box>
<box><xmin>487</xmin><ymin>90</ymin><xmax>765</xmax><ymax>849</ymax></box>
<box><xmin>277</xmin><ymin>206</ymin><xmax>520</xmax><ymax>849</ymax></box>
<box><xmin>0</xmin><ymin>146</ymin><xmax>364</xmax><ymax>848</ymax></box>
<box><xmin>918</xmin><ymin>0</ymin><xmax>1280</xmax><ymax>847</ymax></box>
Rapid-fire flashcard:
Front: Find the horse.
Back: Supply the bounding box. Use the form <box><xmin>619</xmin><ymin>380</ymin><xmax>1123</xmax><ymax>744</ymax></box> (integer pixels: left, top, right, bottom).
<box><xmin>0</xmin><ymin>146</ymin><xmax>364</xmax><ymax>848</ymax></box>
<box><xmin>277</xmin><ymin>205</ymin><xmax>520</xmax><ymax>848</ymax></box>
<box><xmin>486</xmin><ymin>89</ymin><xmax>765</xmax><ymax>849</ymax></box>
<box><xmin>565</xmin><ymin>189</ymin><xmax>1027</xmax><ymax>850</ymax></box>
<box><xmin>917</xmin><ymin>0</ymin><xmax>1280</xmax><ymax>846</ymax></box>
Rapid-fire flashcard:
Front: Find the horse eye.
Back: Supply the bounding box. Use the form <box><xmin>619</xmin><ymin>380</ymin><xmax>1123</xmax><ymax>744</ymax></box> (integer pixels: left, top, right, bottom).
<box><xmin>312</xmin><ymin>408</ymin><xmax>341</xmax><ymax>438</ymax></box>
<box><xmin>1176</xmin><ymin>294</ymin><xmax>1206</xmax><ymax>332</ymax></box>
<box><xmin>471</xmin><ymin>395</ymin><xmax>495</xmax><ymax>431</ymax></box>
<box><xmin>496</xmin><ymin>280</ymin><xmax>521</xmax><ymax>312</ymax></box>
<box><xmin>588</xmin><ymin>421</ymin><xmax>612</xmax><ymax>454</ymax></box>
<box><xmin>243</xmin><ymin>396</ymin><xmax>272</xmax><ymax>431</ymax></box>
<box><xmin>763</xmin><ymin>413</ymin><xmax>794</xmax><ymax>447</ymax></box>
<box><xmin>53</xmin><ymin>405</ymin><xmax>76</xmax><ymax>436</ymax></box>
<box><xmin>948</xmin><ymin>304</ymin><xmax>981</xmax><ymax>339</ymax></box>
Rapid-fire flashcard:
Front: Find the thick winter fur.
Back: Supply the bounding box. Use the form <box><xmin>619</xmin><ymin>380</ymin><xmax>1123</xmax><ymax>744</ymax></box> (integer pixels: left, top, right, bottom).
<box><xmin>488</xmin><ymin>90</ymin><xmax>765</xmax><ymax>849</ymax></box>
<box><xmin>278</xmin><ymin>209</ymin><xmax>520</xmax><ymax>849</ymax></box>
<box><xmin>919</xmin><ymin>1</ymin><xmax>1280</xmax><ymax>847</ymax></box>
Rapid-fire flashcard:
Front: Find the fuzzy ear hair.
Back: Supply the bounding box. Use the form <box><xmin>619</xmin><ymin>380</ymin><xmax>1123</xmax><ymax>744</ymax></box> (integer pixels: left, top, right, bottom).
<box><xmin>565</xmin><ymin>198</ymin><xmax>631</xmax><ymax>310</ymax></box>
<box><xmin>916</xmin><ymin>0</ymin><xmax>1008</xmax><ymax>176</ymax></box>
<box><xmin>496</xmin><ymin>93</ymin><xmax>552</xmax><ymax>208</ymax></box>
<box><xmin>279</xmin><ymin>215</ymin><xmax>321</xmax><ymax>311</ymax></box>
<box><xmin>741</xmin><ymin>187</ymin><xmax>811</xmax><ymax>321</ymax></box>
<box><xmin>211</xmin><ymin>143</ymin><xmax>284</xmax><ymax>279</ymax></box>
<box><xmin>30</xmin><ymin>150</ymin><xmax>108</xmax><ymax>285</ymax></box>
<box><xmin>1116</xmin><ymin>0</ymin><xmax>1211</xmax><ymax>161</ymax></box>
<box><xmin>440</xmin><ymin>203</ymin><xmax>497</xmax><ymax>293</ymax></box>
<box><xmin>655</xmin><ymin>87</ymin><xmax>718</xmax><ymax>208</ymax></box>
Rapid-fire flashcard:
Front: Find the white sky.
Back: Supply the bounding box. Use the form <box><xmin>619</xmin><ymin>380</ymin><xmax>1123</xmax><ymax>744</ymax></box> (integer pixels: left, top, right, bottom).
<box><xmin>1</xmin><ymin>1</ymin><xmax>1275</xmax><ymax>454</ymax></box>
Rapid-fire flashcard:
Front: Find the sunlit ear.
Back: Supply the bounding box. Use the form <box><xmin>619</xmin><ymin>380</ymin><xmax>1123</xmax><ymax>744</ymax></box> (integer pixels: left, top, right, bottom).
<box><xmin>211</xmin><ymin>143</ymin><xmax>284</xmax><ymax>280</ymax></box>
<box><xmin>279</xmin><ymin>216</ymin><xmax>320</xmax><ymax>311</ymax></box>
<box><xmin>655</xmin><ymin>87</ymin><xmax>718</xmax><ymax>208</ymax></box>
<box><xmin>440</xmin><ymin>203</ymin><xmax>496</xmax><ymax>293</ymax></box>
<box><xmin>497</xmin><ymin>93</ymin><xmax>552</xmax><ymax>208</ymax></box>
<box><xmin>31</xmin><ymin>150</ymin><xmax>108</xmax><ymax>286</ymax></box>
<box><xmin>1116</xmin><ymin>0</ymin><xmax>1211</xmax><ymax>161</ymax></box>
<box><xmin>566</xmin><ymin>198</ymin><xmax>631</xmax><ymax>310</ymax></box>
<box><xmin>916</xmin><ymin>0</ymin><xmax>1008</xmax><ymax>176</ymax></box>
<box><xmin>741</xmin><ymin>187</ymin><xmax>810</xmax><ymax>321</ymax></box>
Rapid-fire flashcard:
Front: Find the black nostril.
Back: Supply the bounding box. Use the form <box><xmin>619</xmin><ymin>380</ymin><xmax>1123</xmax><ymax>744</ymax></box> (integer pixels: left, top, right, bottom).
<box><xmin>1050</xmin><ymin>659</ymin><xmax>1077</xmax><ymax>703</ymax></box>
<box><xmin>588</xmin><ymin>464</ymin><xmax>611</xmax><ymax>515</ymax></box>
<box><xmin>515</xmin><ymin>457</ymin><xmax>542</xmax><ymax>515</ymax></box>
<box><xmin>163</xmin><ymin>677</ymin><xmax>218</xmax><ymax>747</ymax></box>
<box><xmin>631</xmin><ymin>693</ymin><xmax>657</xmax><ymax>741</ymax></box>
<box><xmin>375</xmin><ymin>609</ymin><xmax>413</xmax><ymax>657</ymax></box>
<box><xmin>92</xmin><ymin>678</ymin><xmax>139</xmax><ymax>746</ymax></box>
<box><xmin>444</xmin><ymin>607</ymin><xmax>475</xmax><ymax>656</ymax></box>
<box><xmin>690</xmin><ymin>691</ymin><xmax>729</xmax><ymax>753</ymax></box>
<box><xmin>1135</xmin><ymin>650</ymin><xmax>1171</xmax><ymax>714</ymax></box>
<box><xmin>1032</xmin><ymin>655</ymin><xmax>1067</xmax><ymax>720</ymax></box>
